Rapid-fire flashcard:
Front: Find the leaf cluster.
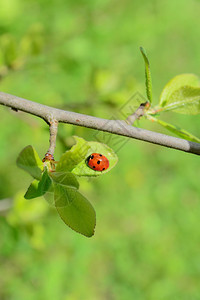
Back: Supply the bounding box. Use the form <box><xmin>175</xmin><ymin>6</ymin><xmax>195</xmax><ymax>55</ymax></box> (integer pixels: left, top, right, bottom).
<box><xmin>140</xmin><ymin>47</ymin><xmax>200</xmax><ymax>143</ymax></box>
<box><xmin>17</xmin><ymin>137</ymin><xmax>118</xmax><ymax>237</ymax></box>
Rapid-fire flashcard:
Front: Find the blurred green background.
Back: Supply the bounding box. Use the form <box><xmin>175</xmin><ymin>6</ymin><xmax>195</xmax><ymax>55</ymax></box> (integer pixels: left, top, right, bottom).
<box><xmin>0</xmin><ymin>0</ymin><xmax>200</xmax><ymax>299</ymax></box>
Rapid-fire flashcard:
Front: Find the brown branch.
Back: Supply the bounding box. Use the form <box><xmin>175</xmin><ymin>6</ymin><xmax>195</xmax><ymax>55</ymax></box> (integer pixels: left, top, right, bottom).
<box><xmin>0</xmin><ymin>91</ymin><xmax>200</xmax><ymax>156</ymax></box>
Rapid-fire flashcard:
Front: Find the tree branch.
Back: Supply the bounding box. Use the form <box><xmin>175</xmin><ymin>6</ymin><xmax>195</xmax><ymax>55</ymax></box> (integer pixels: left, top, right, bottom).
<box><xmin>0</xmin><ymin>91</ymin><xmax>200</xmax><ymax>156</ymax></box>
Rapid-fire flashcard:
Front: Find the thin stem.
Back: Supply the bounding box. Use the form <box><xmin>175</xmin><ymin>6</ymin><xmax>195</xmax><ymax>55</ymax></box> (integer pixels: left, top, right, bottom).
<box><xmin>0</xmin><ymin>91</ymin><xmax>200</xmax><ymax>156</ymax></box>
<box><xmin>126</xmin><ymin>101</ymin><xmax>149</xmax><ymax>125</ymax></box>
<box><xmin>48</xmin><ymin>120</ymin><xmax>58</xmax><ymax>156</ymax></box>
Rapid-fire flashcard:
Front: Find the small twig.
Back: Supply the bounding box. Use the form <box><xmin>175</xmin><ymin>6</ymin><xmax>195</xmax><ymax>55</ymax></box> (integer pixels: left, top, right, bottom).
<box><xmin>43</xmin><ymin>120</ymin><xmax>58</xmax><ymax>162</ymax></box>
<box><xmin>126</xmin><ymin>101</ymin><xmax>150</xmax><ymax>125</ymax></box>
<box><xmin>48</xmin><ymin>120</ymin><xmax>58</xmax><ymax>156</ymax></box>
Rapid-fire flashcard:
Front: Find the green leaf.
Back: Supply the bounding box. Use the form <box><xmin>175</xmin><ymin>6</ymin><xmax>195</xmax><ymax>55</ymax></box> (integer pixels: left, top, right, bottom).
<box><xmin>56</xmin><ymin>136</ymin><xmax>118</xmax><ymax>177</ymax></box>
<box><xmin>140</xmin><ymin>46</ymin><xmax>152</xmax><ymax>103</ymax></box>
<box><xmin>43</xmin><ymin>172</ymin><xmax>79</xmax><ymax>206</ymax></box>
<box><xmin>50</xmin><ymin>172</ymin><xmax>79</xmax><ymax>189</ymax></box>
<box><xmin>148</xmin><ymin>116</ymin><xmax>200</xmax><ymax>143</ymax></box>
<box><xmin>159</xmin><ymin>86</ymin><xmax>200</xmax><ymax>114</ymax></box>
<box><xmin>17</xmin><ymin>145</ymin><xmax>43</xmax><ymax>180</ymax></box>
<box><xmin>24</xmin><ymin>169</ymin><xmax>52</xmax><ymax>199</ymax></box>
<box><xmin>54</xmin><ymin>184</ymin><xmax>96</xmax><ymax>237</ymax></box>
<box><xmin>56</xmin><ymin>136</ymin><xmax>90</xmax><ymax>172</ymax></box>
<box><xmin>43</xmin><ymin>185</ymin><xmax>55</xmax><ymax>206</ymax></box>
<box><xmin>159</xmin><ymin>73</ymin><xmax>200</xmax><ymax>107</ymax></box>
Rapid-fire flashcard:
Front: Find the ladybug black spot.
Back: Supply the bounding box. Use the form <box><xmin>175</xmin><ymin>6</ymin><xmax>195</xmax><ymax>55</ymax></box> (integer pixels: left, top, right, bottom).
<box><xmin>99</xmin><ymin>154</ymin><xmax>102</xmax><ymax>157</ymax></box>
<box><xmin>102</xmin><ymin>168</ymin><xmax>105</xmax><ymax>170</ymax></box>
<box><xmin>97</xmin><ymin>160</ymin><xmax>100</xmax><ymax>164</ymax></box>
<box><xmin>93</xmin><ymin>166</ymin><xmax>96</xmax><ymax>169</ymax></box>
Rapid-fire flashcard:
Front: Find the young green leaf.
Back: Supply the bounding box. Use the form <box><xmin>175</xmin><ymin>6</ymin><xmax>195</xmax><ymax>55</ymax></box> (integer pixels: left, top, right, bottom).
<box><xmin>54</xmin><ymin>184</ymin><xmax>96</xmax><ymax>237</ymax></box>
<box><xmin>24</xmin><ymin>168</ymin><xmax>52</xmax><ymax>199</ymax></box>
<box><xmin>159</xmin><ymin>86</ymin><xmax>200</xmax><ymax>114</ymax></box>
<box><xmin>17</xmin><ymin>145</ymin><xmax>43</xmax><ymax>180</ymax></box>
<box><xmin>148</xmin><ymin>116</ymin><xmax>200</xmax><ymax>143</ymax></box>
<box><xmin>140</xmin><ymin>46</ymin><xmax>152</xmax><ymax>103</ymax></box>
<box><xmin>43</xmin><ymin>172</ymin><xmax>80</xmax><ymax>206</ymax></box>
<box><xmin>50</xmin><ymin>172</ymin><xmax>79</xmax><ymax>189</ymax></box>
<box><xmin>43</xmin><ymin>185</ymin><xmax>55</xmax><ymax>206</ymax></box>
<box><xmin>24</xmin><ymin>180</ymin><xmax>42</xmax><ymax>199</ymax></box>
<box><xmin>56</xmin><ymin>136</ymin><xmax>118</xmax><ymax>177</ymax></box>
<box><xmin>56</xmin><ymin>136</ymin><xmax>90</xmax><ymax>172</ymax></box>
<box><xmin>159</xmin><ymin>73</ymin><xmax>200</xmax><ymax>107</ymax></box>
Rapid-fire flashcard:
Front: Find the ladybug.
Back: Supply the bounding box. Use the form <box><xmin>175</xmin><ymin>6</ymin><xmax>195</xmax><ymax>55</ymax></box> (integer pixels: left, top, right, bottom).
<box><xmin>87</xmin><ymin>153</ymin><xmax>109</xmax><ymax>171</ymax></box>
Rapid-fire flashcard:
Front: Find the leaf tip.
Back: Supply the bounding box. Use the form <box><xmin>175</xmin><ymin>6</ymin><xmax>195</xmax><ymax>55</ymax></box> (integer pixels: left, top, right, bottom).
<box><xmin>139</xmin><ymin>46</ymin><xmax>146</xmax><ymax>56</ymax></box>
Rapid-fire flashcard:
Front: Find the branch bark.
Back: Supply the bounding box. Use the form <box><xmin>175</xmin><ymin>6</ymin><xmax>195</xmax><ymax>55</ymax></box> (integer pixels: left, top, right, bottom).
<box><xmin>47</xmin><ymin>120</ymin><xmax>58</xmax><ymax>156</ymax></box>
<box><xmin>0</xmin><ymin>91</ymin><xmax>200</xmax><ymax>156</ymax></box>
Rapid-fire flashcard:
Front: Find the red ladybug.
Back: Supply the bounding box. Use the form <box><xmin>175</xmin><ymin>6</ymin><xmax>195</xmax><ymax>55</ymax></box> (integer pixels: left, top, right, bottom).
<box><xmin>87</xmin><ymin>153</ymin><xmax>109</xmax><ymax>171</ymax></box>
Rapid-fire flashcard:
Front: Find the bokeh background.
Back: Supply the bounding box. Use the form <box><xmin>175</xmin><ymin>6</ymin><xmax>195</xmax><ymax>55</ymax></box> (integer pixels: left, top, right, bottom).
<box><xmin>0</xmin><ymin>0</ymin><xmax>200</xmax><ymax>299</ymax></box>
